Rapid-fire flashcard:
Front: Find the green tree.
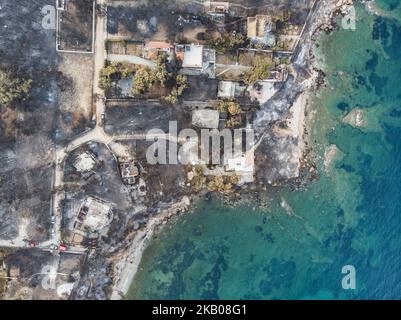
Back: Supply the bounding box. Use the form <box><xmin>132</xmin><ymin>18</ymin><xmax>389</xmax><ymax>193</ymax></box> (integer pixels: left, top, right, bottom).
<box><xmin>98</xmin><ymin>63</ymin><xmax>118</xmax><ymax>91</ymax></box>
<box><xmin>244</xmin><ymin>56</ymin><xmax>272</xmax><ymax>84</ymax></box>
<box><xmin>208</xmin><ymin>33</ymin><xmax>246</xmax><ymax>53</ymax></box>
<box><xmin>163</xmin><ymin>74</ymin><xmax>188</xmax><ymax>104</ymax></box>
<box><xmin>226</xmin><ymin>117</ymin><xmax>240</xmax><ymax>128</ymax></box>
<box><xmin>99</xmin><ymin>62</ymin><xmax>136</xmax><ymax>91</ymax></box>
<box><xmin>192</xmin><ymin>175</ymin><xmax>207</xmax><ymax>191</ymax></box>
<box><xmin>217</xmin><ymin>100</ymin><xmax>241</xmax><ymax>115</ymax></box>
<box><xmin>132</xmin><ymin>67</ymin><xmax>152</xmax><ymax>95</ymax></box>
<box><xmin>207</xmin><ymin>175</ymin><xmax>238</xmax><ymax>193</ymax></box>
<box><xmin>132</xmin><ymin>55</ymin><xmax>170</xmax><ymax>96</ymax></box>
<box><xmin>120</xmin><ymin>62</ymin><xmax>136</xmax><ymax>78</ymax></box>
<box><xmin>229</xmin><ymin>175</ymin><xmax>240</xmax><ymax>185</ymax></box>
<box><xmin>227</xmin><ymin>101</ymin><xmax>241</xmax><ymax>116</ymax></box>
<box><xmin>0</xmin><ymin>69</ymin><xmax>32</xmax><ymax>106</ymax></box>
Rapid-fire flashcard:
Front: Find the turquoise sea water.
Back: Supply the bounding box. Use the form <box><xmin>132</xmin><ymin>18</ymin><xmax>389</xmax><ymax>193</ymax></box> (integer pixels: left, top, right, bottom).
<box><xmin>127</xmin><ymin>1</ymin><xmax>401</xmax><ymax>299</ymax></box>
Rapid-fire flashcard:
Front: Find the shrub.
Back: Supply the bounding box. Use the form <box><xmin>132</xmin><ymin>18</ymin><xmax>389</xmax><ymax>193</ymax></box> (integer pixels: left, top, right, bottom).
<box><xmin>207</xmin><ymin>175</ymin><xmax>238</xmax><ymax>193</ymax></box>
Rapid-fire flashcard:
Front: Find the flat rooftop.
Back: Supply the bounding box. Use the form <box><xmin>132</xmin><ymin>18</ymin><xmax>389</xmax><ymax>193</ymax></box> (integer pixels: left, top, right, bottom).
<box><xmin>182</xmin><ymin>44</ymin><xmax>204</xmax><ymax>68</ymax></box>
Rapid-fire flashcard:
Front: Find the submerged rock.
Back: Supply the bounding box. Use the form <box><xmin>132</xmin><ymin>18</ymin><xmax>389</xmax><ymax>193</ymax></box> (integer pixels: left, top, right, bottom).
<box><xmin>343</xmin><ymin>108</ymin><xmax>366</xmax><ymax>128</ymax></box>
<box><xmin>324</xmin><ymin>144</ymin><xmax>343</xmax><ymax>174</ymax></box>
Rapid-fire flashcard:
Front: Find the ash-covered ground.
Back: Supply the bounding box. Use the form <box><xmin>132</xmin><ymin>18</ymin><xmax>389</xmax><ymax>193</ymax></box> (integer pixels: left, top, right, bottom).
<box><xmin>0</xmin><ymin>0</ymin><xmax>327</xmax><ymax>300</ymax></box>
<box><xmin>61</xmin><ymin>139</ymin><xmax>191</xmax><ymax>300</ymax></box>
<box><xmin>4</xmin><ymin>249</ymin><xmax>84</xmax><ymax>299</ymax></box>
<box><xmin>107</xmin><ymin>0</ymin><xmax>312</xmax><ymax>42</ymax></box>
<box><xmin>105</xmin><ymin>101</ymin><xmax>192</xmax><ymax>135</ymax></box>
<box><xmin>0</xmin><ymin>0</ymin><xmax>93</xmax><ymax>242</ymax></box>
<box><xmin>253</xmin><ymin>0</ymin><xmax>322</xmax><ymax>185</ymax></box>
<box><xmin>58</xmin><ymin>0</ymin><xmax>94</xmax><ymax>52</ymax></box>
<box><xmin>0</xmin><ymin>0</ymin><xmax>58</xmax><ymax>242</ymax></box>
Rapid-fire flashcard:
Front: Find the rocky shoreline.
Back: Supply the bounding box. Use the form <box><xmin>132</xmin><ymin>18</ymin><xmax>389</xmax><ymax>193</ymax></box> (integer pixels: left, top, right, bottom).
<box><xmin>110</xmin><ymin>196</ymin><xmax>191</xmax><ymax>299</ymax></box>
<box><xmin>102</xmin><ymin>0</ymin><xmax>353</xmax><ymax>300</ymax></box>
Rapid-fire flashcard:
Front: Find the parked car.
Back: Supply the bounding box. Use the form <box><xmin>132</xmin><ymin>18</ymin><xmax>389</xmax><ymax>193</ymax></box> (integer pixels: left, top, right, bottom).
<box><xmin>28</xmin><ymin>240</ymin><xmax>37</xmax><ymax>248</ymax></box>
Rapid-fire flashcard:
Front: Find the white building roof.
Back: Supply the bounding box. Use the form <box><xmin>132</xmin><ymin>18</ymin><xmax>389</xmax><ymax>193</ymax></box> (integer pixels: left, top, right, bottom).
<box><xmin>226</xmin><ymin>153</ymin><xmax>254</xmax><ymax>173</ymax></box>
<box><xmin>182</xmin><ymin>44</ymin><xmax>203</xmax><ymax>68</ymax></box>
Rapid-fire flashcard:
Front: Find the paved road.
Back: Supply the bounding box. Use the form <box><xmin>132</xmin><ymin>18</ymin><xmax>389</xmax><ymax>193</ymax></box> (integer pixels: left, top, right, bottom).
<box><xmin>94</xmin><ymin>0</ymin><xmax>108</xmax><ymax>125</ymax></box>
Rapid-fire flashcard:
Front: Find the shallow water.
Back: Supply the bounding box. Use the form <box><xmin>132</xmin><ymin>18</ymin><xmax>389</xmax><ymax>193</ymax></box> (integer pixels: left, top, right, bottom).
<box><xmin>127</xmin><ymin>1</ymin><xmax>401</xmax><ymax>299</ymax></box>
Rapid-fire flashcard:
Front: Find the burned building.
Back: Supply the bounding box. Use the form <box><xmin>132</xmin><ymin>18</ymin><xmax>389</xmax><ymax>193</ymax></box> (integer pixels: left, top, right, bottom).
<box><xmin>247</xmin><ymin>15</ymin><xmax>276</xmax><ymax>47</ymax></box>
<box><xmin>73</xmin><ymin>151</ymin><xmax>97</xmax><ymax>180</ymax></box>
<box><xmin>118</xmin><ymin>159</ymin><xmax>139</xmax><ymax>185</ymax></box>
<box><xmin>72</xmin><ymin>197</ymin><xmax>113</xmax><ymax>238</ymax></box>
<box><xmin>176</xmin><ymin>44</ymin><xmax>216</xmax><ymax>78</ymax></box>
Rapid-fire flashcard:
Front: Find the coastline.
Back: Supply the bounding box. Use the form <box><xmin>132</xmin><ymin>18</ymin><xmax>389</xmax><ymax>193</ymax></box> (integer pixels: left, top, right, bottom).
<box><xmin>4</xmin><ymin>0</ymin><xmax>401</xmax><ymax>301</ymax></box>
<box><xmin>116</xmin><ymin>0</ymin><xmax>401</xmax><ymax>298</ymax></box>
<box><xmin>110</xmin><ymin>89</ymin><xmax>311</xmax><ymax>300</ymax></box>
<box><xmin>109</xmin><ymin>0</ymin><xmax>345</xmax><ymax>300</ymax></box>
<box><xmin>112</xmin><ymin>78</ymin><xmax>312</xmax><ymax>300</ymax></box>
<box><xmin>110</xmin><ymin>196</ymin><xmax>191</xmax><ymax>300</ymax></box>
